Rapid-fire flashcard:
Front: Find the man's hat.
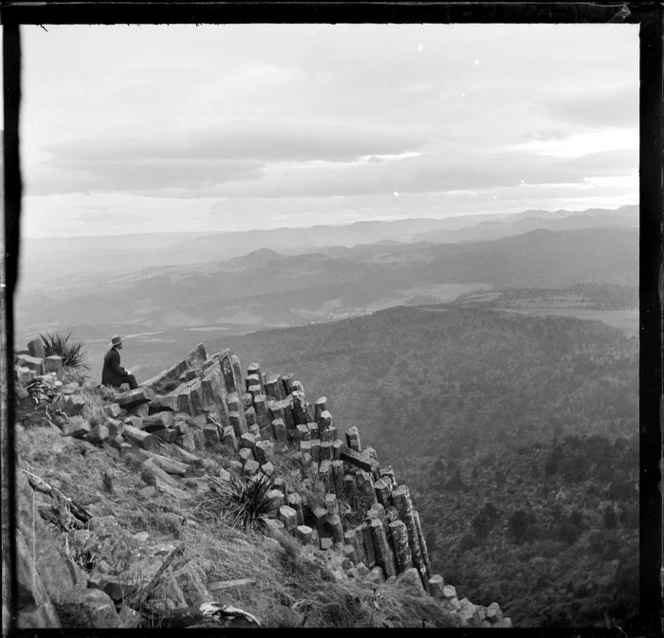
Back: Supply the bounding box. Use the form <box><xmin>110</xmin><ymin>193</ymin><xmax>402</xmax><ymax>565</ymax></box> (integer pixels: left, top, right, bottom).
<box><xmin>110</xmin><ymin>335</ymin><xmax>124</xmax><ymax>347</ymax></box>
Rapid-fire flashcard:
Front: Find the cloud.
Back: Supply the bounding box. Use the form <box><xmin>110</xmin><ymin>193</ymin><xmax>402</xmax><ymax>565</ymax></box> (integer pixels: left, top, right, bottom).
<box><xmin>19</xmin><ymin>23</ymin><xmax>639</xmax><ymax>234</ymax></box>
<box><xmin>194</xmin><ymin>148</ymin><xmax>638</xmax><ymax>200</ymax></box>
<box><xmin>32</xmin><ymin>122</ymin><xmax>428</xmax><ymax>195</ymax></box>
<box><xmin>44</xmin><ymin>121</ymin><xmax>425</xmax><ymax>164</ymax></box>
<box><xmin>27</xmin><ymin>158</ymin><xmax>265</xmax><ymax>196</ymax></box>
<box><xmin>541</xmin><ymin>84</ymin><xmax>638</xmax><ymax>129</ymax></box>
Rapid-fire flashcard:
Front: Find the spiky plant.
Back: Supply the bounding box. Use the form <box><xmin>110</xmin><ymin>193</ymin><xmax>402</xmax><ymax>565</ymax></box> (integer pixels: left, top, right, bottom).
<box><xmin>194</xmin><ymin>473</ymin><xmax>277</xmax><ymax>532</ymax></box>
<box><xmin>40</xmin><ymin>332</ymin><xmax>89</xmax><ymax>371</ymax></box>
<box><xmin>226</xmin><ymin>473</ymin><xmax>279</xmax><ymax>532</ymax></box>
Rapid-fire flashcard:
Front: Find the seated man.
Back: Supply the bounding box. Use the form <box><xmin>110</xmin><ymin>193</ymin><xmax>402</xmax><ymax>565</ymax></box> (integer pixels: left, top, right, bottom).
<box><xmin>101</xmin><ymin>335</ymin><xmax>138</xmax><ymax>390</ymax></box>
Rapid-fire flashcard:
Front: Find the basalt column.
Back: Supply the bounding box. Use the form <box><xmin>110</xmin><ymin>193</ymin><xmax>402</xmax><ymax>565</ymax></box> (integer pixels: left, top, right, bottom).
<box><xmin>392</xmin><ymin>485</ymin><xmax>429</xmax><ymax>591</ymax></box>
<box><xmin>369</xmin><ymin>518</ymin><xmax>397</xmax><ymax>579</ymax></box>
<box><xmin>388</xmin><ymin>519</ymin><xmax>413</xmax><ymax>574</ymax></box>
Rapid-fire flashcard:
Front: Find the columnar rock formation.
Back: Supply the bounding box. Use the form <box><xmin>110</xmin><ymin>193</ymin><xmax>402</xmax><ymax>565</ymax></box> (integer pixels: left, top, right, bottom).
<box><xmin>11</xmin><ymin>341</ymin><xmax>512</xmax><ymax>629</ymax></box>
<box><xmin>138</xmin><ymin>344</ymin><xmax>435</xmax><ymax>591</ymax></box>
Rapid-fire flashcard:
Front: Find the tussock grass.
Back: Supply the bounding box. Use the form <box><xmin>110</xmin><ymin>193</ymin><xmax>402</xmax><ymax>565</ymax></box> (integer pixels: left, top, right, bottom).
<box><xmin>40</xmin><ymin>332</ymin><xmax>89</xmax><ymax>371</ymax></box>
<box><xmin>80</xmin><ymin>392</ymin><xmax>108</xmax><ymax>428</ymax></box>
<box><xmin>192</xmin><ymin>473</ymin><xmax>277</xmax><ymax>532</ymax></box>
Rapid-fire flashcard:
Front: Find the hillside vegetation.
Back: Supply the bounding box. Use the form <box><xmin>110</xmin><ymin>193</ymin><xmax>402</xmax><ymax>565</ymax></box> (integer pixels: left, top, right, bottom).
<box><xmin>422</xmin><ymin>434</ymin><xmax>638</xmax><ymax>627</ymax></box>
<box><xmin>221</xmin><ymin>304</ymin><xmax>639</xmax><ymax>627</ymax></box>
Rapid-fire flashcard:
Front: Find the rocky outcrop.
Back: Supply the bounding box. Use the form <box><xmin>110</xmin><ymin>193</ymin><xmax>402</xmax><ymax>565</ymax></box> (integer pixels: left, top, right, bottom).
<box><xmin>8</xmin><ymin>340</ymin><xmax>512</xmax><ymax>629</ymax></box>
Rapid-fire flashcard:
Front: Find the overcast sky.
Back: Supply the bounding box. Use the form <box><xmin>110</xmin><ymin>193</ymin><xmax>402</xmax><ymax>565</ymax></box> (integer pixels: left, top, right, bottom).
<box><xmin>20</xmin><ymin>23</ymin><xmax>638</xmax><ymax>238</ymax></box>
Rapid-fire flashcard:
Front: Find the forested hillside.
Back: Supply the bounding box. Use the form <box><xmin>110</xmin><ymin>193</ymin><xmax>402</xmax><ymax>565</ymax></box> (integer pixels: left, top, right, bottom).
<box><xmin>419</xmin><ymin>435</ymin><xmax>639</xmax><ymax>627</ymax></box>
<box><xmin>222</xmin><ymin>305</ymin><xmax>639</xmax><ymax>627</ymax></box>
<box><xmin>223</xmin><ymin>306</ymin><xmax>637</xmax><ymax>460</ymax></box>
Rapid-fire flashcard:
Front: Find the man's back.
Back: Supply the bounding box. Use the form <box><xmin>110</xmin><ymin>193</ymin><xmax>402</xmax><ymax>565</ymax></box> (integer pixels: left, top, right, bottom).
<box><xmin>101</xmin><ymin>347</ymin><xmax>122</xmax><ymax>386</ymax></box>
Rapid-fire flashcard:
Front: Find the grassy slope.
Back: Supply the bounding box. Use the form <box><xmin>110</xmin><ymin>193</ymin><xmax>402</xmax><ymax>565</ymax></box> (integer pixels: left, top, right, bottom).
<box><xmin>15</xmin><ymin>387</ymin><xmax>458</xmax><ymax>629</ymax></box>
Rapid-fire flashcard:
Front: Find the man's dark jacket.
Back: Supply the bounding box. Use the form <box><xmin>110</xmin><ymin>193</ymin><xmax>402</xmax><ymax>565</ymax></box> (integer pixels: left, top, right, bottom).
<box><xmin>101</xmin><ymin>346</ymin><xmax>130</xmax><ymax>386</ymax></box>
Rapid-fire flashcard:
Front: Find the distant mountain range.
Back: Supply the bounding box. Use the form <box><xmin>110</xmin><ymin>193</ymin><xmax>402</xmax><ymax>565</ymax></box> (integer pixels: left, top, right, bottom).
<box><xmin>15</xmin><ymin>205</ymin><xmax>638</xmax><ymax>386</ymax></box>
<box><xmin>18</xmin><ymin>205</ymin><xmax>637</xmax><ymax>290</ymax></box>
<box><xmin>17</xmin><ymin>225</ymin><xmax>637</xmax><ymax>340</ymax></box>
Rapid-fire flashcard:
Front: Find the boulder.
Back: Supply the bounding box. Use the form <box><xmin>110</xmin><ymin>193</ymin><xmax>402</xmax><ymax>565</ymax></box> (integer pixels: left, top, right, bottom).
<box><xmin>319</xmin><ymin>536</ymin><xmax>334</xmax><ymax>551</ymax></box>
<box><xmin>89</xmin><ymin>424</ymin><xmax>110</xmax><ymax>444</ymax></box>
<box><xmin>458</xmin><ymin>598</ymin><xmax>478</xmax><ymax>627</ymax></box>
<box><xmin>174</xmin><ymin>563</ymin><xmax>212</xmax><ymax>608</ymax></box>
<box><xmin>103</xmin><ymin>403</ymin><xmax>123</xmax><ymax>419</ymax></box>
<box><xmin>287</xmin><ymin>493</ymin><xmax>305</xmax><ymax>526</ymax></box>
<box><xmin>44</xmin><ymin>356</ymin><xmax>63</xmax><ymax>377</ymax></box>
<box><xmin>365</xmin><ymin>566</ymin><xmax>386</xmax><ymax>584</ymax></box>
<box><xmin>339</xmin><ymin>445</ymin><xmax>378</xmax><ymax>473</ymax></box>
<box><xmin>264</xmin><ymin>518</ymin><xmax>286</xmax><ymax>540</ymax></box>
<box><xmin>243</xmin><ymin>459</ymin><xmax>260</xmax><ymax>476</ymax></box>
<box><xmin>77</xmin><ymin>588</ymin><xmax>121</xmax><ymax>628</ymax></box>
<box><xmin>429</xmin><ymin>574</ymin><xmax>445</xmax><ymax>598</ymax></box>
<box><xmin>63</xmin><ymin>416</ymin><xmax>91</xmax><ymax>438</ymax></box>
<box><xmin>27</xmin><ymin>338</ymin><xmax>45</xmax><ymax>359</ymax></box>
<box><xmin>127</xmin><ymin>403</ymin><xmax>149</xmax><ymax>418</ymax></box>
<box><xmin>124</xmin><ymin>415</ymin><xmax>144</xmax><ymax>430</ymax></box>
<box><xmin>142</xmin><ymin>459</ymin><xmax>181</xmax><ymax>488</ymax></box>
<box><xmin>169</xmin><ymin>446</ymin><xmax>201</xmax><ymax>465</ymax></box>
<box><xmin>442</xmin><ymin>584</ymin><xmax>457</xmax><ymax>600</ymax></box>
<box><xmin>143</xmin><ymin>412</ymin><xmax>175</xmax><ymax>431</ymax></box>
<box><xmin>486</xmin><ymin>602</ymin><xmax>503</xmax><ymax>622</ymax></box>
<box><xmin>16</xmin><ymin>366</ymin><xmax>34</xmax><ymax>386</ymax></box>
<box><xmin>261</xmin><ymin>461</ymin><xmax>275</xmax><ymax>477</ymax></box>
<box><xmin>267</xmin><ymin>489</ymin><xmax>285</xmax><ymax>509</ymax></box>
<box><xmin>154</xmin><ymin>428</ymin><xmax>178</xmax><ymax>443</ymax></box>
<box><xmin>17</xmin><ymin>354</ymin><xmax>44</xmax><ymax>375</ymax></box>
<box><xmin>149</xmin><ymin>394</ymin><xmax>179</xmax><ymax>413</ymax></box>
<box><xmin>13</xmin><ymin>471</ymin><xmax>88</xmax><ymax>627</ymax></box>
<box><xmin>295</xmin><ymin>525</ymin><xmax>314</xmax><ymax>544</ymax></box>
<box><xmin>278</xmin><ymin>505</ymin><xmax>298</xmax><ymax>531</ymax></box>
<box><xmin>143</xmin><ymin>452</ymin><xmax>189</xmax><ymax>476</ymax></box>
<box><xmin>395</xmin><ymin>567</ymin><xmax>425</xmax><ymax>593</ymax></box>
<box><xmin>117</xmin><ymin>387</ymin><xmax>156</xmax><ymax>410</ymax></box>
<box><xmin>494</xmin><ymin>618</ymin><xmax>513</xmax><ymax>628</ymax></box>
<box><xmin>221</xmin><ymin>426</ymin><xmax>239</xmax><ymax>452</ymax></box>
<box><xmin>59</xmin><ymin>394</ymin><xmax>87</xmax><ymax>417</ymax></box>
<box><xmin>254</xmin><ymin>440</ymin><xmax>274</xmax><ymax>465</ymax></box>
<box><xmin>122</xmin><ymin>425</ymin><xmax>156</xmax><ymax>450</ymax></box>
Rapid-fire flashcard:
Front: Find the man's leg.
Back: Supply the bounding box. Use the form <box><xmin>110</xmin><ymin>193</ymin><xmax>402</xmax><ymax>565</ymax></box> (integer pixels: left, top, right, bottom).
<box><xmin>127</xmin><ymin>374</ymin><xmax>139</xmax><ymax>390</ymax></box>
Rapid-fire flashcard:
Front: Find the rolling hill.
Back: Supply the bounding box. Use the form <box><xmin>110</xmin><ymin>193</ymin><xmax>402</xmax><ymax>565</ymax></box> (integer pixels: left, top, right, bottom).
<box><xmin>16</xmin><ymin>226</ymin><xmax>637</xmax><ymax>346</ymax></box>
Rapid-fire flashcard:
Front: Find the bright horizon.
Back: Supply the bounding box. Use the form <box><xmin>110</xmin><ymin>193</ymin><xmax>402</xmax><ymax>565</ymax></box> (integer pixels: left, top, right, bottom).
<box><xmin>20</xmin><ymin>23</ymin><xmax>639</xmax><ymax>238</ymax></box>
